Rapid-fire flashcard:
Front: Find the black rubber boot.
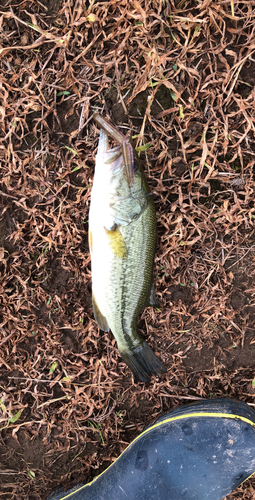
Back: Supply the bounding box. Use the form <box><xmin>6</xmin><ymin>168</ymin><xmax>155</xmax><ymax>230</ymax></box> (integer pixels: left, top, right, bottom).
<box><xmin>47</xmin><ymin>398</ymin><xmax>255</xmax><ymax>500</ymax></box>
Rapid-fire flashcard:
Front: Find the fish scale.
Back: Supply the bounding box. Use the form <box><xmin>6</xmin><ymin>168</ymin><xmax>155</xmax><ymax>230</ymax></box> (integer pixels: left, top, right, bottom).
<box><xmin>109</xmin><ymin>208</ymin><xmax>153</xmax><ymax>350</ymax></box>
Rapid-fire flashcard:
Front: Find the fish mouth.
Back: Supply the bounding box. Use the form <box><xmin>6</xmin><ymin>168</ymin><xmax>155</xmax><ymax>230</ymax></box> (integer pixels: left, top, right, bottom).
<box><xmin>94</xmin><ymin>113</ymin><xmax>134</xmax><ymax>185</ymax></box>
<box><xmin>98</xmin><ymin>129</ymin><xmax>125</xmax><ymax>175</ymax></box>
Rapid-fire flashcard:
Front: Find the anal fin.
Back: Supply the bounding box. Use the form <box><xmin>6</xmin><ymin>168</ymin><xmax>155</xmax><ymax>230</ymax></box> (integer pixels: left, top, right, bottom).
<box><xmin>92</xmin><ymin>293</ymin><xmax>110</xmax><ymax>332</ymax></box>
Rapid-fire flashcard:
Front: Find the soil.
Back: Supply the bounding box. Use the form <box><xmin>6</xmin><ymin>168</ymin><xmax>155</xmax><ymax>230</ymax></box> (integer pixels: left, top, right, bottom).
<box><xmin>1</xmin><ymin>1</ymin><xmax>255</xmax><ymax>499</ymax></box>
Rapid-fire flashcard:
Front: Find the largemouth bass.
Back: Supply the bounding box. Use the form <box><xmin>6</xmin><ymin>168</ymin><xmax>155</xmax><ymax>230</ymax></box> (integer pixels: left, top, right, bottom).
<box><xmin>89</xmin><ymin>114</ymin><xmax>166</xmax><ymax>382</ymax></box>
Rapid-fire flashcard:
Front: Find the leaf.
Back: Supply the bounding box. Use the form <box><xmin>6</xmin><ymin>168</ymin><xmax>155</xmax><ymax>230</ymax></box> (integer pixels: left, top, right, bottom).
<box><xmin>26</xmin><ymin>22</ymin><xmax>43</xmax><ymax>34</ymax></box>
<box><xmin>49</xmin><ymin>361</ymin><xmax>58</xmax><ymax>374</ymax></box>
<box><xmin>179</xmin><ymin>105</ymin><xmax>184</xmax><ymax>119</ymax></box>
<box><xmin>9</xmin><ymin>410</ymin><xmax>21</xmax><ymax>423</ymax></box>
<box><xmin>87</xmin><ymin>14</ymin><xmax>96</xmax><ymax>22</ymax></box>
<box><xmin>65</xmin><ymin>146</ymin><xmax>79</xmax><ymax>155</ymax></box>
<box><xmin>136</xmin><ymin>143</ymin><xmax>152</xmax><ymax>152</ymax></box>
<box><xmin>0</xmin><ymin>399</ymin><xmax>6</xmax><ymax>412</ymax></box>
<box><xmin>150</xmin><ymin>80</ymin><xmax>160</xmax><ymax>87</ymax></box>
<box><xmin>87</xmin><ymin>420</ymin><xmax>95</xmax><ymax>431</ymax></box>
<box><xmin>71</xmin><ymin>165</ymin><xmax>81</xmax><ymax>173</ymax></box>
<box><xmin>57</xmin><ymin>91</ymin><xmax>71</xmax><ymax>96</ymax></box>
<box><xmin>87</xmin><ymin>420</ymin><xmax>105</xmax><ymax>445</ymax></box>
<box><xmin>27</xmin><ymin>469</ymin><xmax>35</xmax><ymax>479</ymax></box>
<box><xmin>170</xmin><ymin>31</ymin><xmax>181</xmax><ymax>46</ymax></box>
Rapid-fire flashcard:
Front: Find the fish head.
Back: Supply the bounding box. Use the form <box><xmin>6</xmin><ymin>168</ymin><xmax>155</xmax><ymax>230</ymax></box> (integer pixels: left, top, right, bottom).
<box><xmin>95</xmin><ymin>128</ymin><xmax>134</xmax><ymax>185</ymax></box>
<box><xmin>94</xmin><ymin>113</ymin><xmax>135</xmax><ymax>186</ymax></box>
<box><xmin>93</xmin><ymin>121</ymin><xmax>148</xmax><ymax>228</ymax></box>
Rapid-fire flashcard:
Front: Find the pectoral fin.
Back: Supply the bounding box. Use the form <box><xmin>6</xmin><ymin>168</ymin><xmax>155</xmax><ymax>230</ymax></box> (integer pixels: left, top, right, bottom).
<box><xmin>92</xmin><ymin>293</ymin><xmax>110</xmax><ymax>332</ymax></box>
<box><xmin>105</xmin><ymin>227</ymin><xmax>127</xmax><ymax>259</ymax></box>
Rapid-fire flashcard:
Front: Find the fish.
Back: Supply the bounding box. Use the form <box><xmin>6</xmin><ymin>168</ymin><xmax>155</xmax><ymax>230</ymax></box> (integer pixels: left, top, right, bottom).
<box><xmin>89</xmin><ymin>114</ymin><xmax>166</xmax><ymax>382</ymax></box>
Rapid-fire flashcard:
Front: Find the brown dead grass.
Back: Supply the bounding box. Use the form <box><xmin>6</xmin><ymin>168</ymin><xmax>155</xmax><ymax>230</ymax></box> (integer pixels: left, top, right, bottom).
<box><xmin>0</xmin><ymin>0</ymin><xmax>255</xmax><ymax>498</ymax></box>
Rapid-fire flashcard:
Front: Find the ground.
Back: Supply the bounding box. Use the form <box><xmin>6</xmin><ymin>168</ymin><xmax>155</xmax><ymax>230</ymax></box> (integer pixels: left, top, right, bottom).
<box><xmin>0</xmin><ymin>1</ymin><xmax>255</xmax><ymax>499</ymax></box>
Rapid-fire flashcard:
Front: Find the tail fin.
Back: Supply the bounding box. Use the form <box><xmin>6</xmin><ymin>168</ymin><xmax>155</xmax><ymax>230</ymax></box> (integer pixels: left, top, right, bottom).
<box><xmin>119</xmin><ymin>342</ymin><xmax>166</xmax><ymax>383</ymax></box>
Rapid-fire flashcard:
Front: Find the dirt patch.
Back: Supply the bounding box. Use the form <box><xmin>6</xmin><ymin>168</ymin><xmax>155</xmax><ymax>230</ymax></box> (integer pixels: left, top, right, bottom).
<box><xmin>183</xmin><ymin>329</ymin><xmax>255</xmax><ymax>372</ymax></box>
